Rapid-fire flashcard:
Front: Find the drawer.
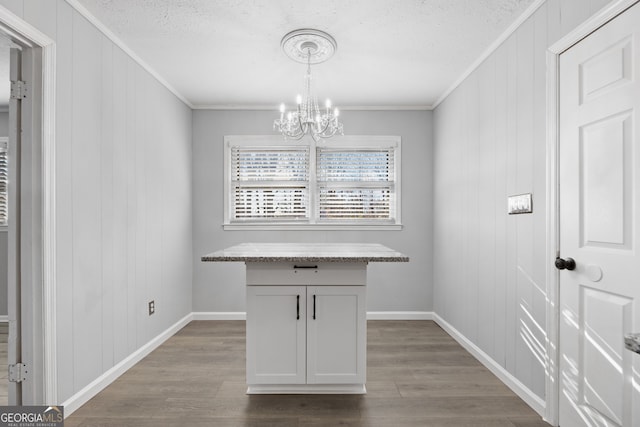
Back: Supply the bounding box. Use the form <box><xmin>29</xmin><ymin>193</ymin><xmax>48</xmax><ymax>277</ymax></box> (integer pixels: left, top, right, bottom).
<box><xmin>246</xmin><ymin>262</ymin><xmax>366</xmax><ymax>286</ymax></box>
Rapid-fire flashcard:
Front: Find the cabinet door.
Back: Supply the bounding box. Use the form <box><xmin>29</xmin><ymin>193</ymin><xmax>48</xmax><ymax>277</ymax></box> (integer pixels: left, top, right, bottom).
<box><xmin>246</xmin><ymin>286</ymin><xmax>306</xmax><ymax>384</ymax></box>
<box><xmin>306</xmin><ymin>286</ymin><xmax>366</xmax><ymax>384</ymax></box>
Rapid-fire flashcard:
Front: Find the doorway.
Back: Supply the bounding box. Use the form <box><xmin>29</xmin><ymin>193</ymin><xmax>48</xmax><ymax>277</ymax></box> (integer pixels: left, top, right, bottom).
<box><xmin>0</xmin><ymin>34</ymin><xmax>12</xmax><ymax>406</ymax></box>
<box><xmin>0</xmin><ymin>6</ymin><xmax>56</xmax><ymax>405</ymax></box>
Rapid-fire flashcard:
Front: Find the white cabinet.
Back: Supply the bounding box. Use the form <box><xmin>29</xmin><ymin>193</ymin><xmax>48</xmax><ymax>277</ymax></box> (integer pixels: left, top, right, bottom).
<box><xmin>245</xmin><ymin>262</ymin><xmax>367</xmax><ymax>394</ymax></box>
<box><xmin>306</xmin><ymin>286</ymin><xmax>366</xmax><ymax>384</ymax></box>
<box><xmin>246</xmin><ymin>286</ymin><xmax>307</xmax><ymax>385</ymax></box>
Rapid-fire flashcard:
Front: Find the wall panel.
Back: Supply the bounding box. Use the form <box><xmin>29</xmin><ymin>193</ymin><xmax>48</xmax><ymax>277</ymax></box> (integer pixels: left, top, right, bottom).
<box><xmin>433</xmin><ymin>0</ymin><xmax>617</xmax><ymax>403</ymax></box>
<box><xmin>0</xmin><ymin>0</ymin><xmax>193</xmax><ymax>403</ymax></box>
<box><xmin>71</xmin><ymin>11</ymin><xmax>103</xmax><ymax>391</ymax></box>
<box><xmin>111</xmin><ymin>45</ymin><xmax>129</xmax><ymax>365</ymax></box>
<box><xmin>53</xmin><ymin>0</ymin><xmax>74</xmax><ymax>402</ymax></box>
<box><xmin>100</xmin><ymin>35</ymin><xmax>115</xmax><ymax>372</ymax></box>
<box><xmin>493</xmin><ymin>42</ymin><xmax>508</xmax><ymax>366</ymax></box>
<box><xmin>477</xmin><ymin>55</ymin><xmax>496</xmax><ymax>357</ymax></box>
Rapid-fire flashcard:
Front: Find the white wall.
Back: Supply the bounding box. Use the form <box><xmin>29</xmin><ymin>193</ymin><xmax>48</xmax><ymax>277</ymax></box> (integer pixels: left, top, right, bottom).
<box><xmin>0</xmin><ymin>0</ymin><xmax>193</xmax><ymax>403</ymax></box>
<box><xmin>433</xmin><ymin>0</ymin><xmax>615</xmax><ymax>401</ymax></box>
<box><xmin>192</xmin><ymin>110</ymin><xmax>432</xmax><ymax>313</ymax></box>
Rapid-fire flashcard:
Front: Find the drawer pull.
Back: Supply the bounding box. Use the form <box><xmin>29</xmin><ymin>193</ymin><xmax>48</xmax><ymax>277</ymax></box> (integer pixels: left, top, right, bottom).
<box><xmin>293</xmin><ymin>265</ymin><xmax>318</xmax><ymax>269</ymax></box>
<box><xmin>313</xmin><ymin>295</ymin><xmax>316</xmax><ymax>320</ymax></box>
<box><xmin>296</xmin><ymin>295</ymin><xmax>300</xmax><ymax>320</ymax></box>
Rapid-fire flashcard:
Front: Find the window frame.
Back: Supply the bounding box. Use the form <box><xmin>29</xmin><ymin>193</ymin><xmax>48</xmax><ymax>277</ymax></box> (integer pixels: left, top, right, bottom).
<box><xmin>223</xmin><ymin>135</ymin><xmax>402</xmax><ymax>230</ymax></box>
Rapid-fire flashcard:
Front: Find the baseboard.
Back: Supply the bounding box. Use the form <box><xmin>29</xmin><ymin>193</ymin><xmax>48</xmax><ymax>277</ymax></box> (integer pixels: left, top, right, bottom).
<box><xmin>367</xmin><ymin>311</ymin><xmax>433</xmax><ymax>320</ymax></box>
<box><xmin>192</xmin><ymin>312</ymin><xmax>246</xmax><ymax>320</ymax></box>
<box><xmin>0</xmin><ymin>315</ymin><xmax>8</xmax><ymax>323</ymax></box>
<box><xmin>62</xmin><ymin>312</ymin><xmax>193</xmax><ymax>417</ymax></box>
<box><xmin>432</xmin><ymin>313</ymin><xmax>546</xmax><ymax>417</ymax></box>
<box><xmin>192</xmin><ymin>311</ymin><xmax>434</xmax><ymax>321</ymax></box>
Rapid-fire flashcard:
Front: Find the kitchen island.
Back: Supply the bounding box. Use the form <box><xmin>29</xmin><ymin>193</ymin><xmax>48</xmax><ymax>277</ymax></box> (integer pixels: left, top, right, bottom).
<box><xmin>202</xmin><ymin>243</ymin><xmax>409</xmax><ymax>394</ymax></box>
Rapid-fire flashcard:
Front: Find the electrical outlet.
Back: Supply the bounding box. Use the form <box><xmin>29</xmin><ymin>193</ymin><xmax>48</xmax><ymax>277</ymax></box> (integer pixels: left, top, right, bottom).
<box><xmin>148</xmin><ymin>300</ymin><xmax>155</xmax><ymax>316</ymax></box>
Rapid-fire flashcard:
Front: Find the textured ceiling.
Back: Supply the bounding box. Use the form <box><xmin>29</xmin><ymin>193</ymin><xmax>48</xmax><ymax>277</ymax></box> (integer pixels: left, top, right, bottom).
<box><xmin>76</xmin><ymin>0</ymin><xmax>536</xmax><ymax>108</ymax></box>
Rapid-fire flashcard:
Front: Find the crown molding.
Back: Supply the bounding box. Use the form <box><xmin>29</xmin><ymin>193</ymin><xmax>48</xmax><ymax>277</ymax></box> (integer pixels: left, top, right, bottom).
<box><xmin>432</xmin><ymin>0</ymin><xmax>547</xmax><ymax>109</ymax></box>
<box><xmin>192</xmin><ymin>104</ymin><xmax>433</xmax><ymax>111</ymax></box>
<box><xmin>64</xmin><ymin>0</ymin><xmax>194</xmax><ymax>109</ymax></box>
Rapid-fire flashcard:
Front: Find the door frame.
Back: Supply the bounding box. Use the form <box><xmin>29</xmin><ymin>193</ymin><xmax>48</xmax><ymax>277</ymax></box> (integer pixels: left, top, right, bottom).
<box><xmin>544</xmin><ymin>0</ymin><xmax>640</xmax><ymax>424</ymax></box>
<box><xmin>0</xmin><ymin>6</ymin><xmax>56</xmax><ymax>404</ymax></box>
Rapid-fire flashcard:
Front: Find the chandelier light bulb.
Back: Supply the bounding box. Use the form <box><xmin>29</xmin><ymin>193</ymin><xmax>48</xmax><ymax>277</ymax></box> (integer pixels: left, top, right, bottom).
<box><xmin>326</xmin><ymin>99</ymin><xmax>332</xmax><ymax>109</ymax></box>
<box><xmin>334</xmin><ymin>108</ymin><xmax>339</xmax><ymax>117</ymax></box>
<box><xmin>279</xmin><ymin>103</ymin><xmax>285</xmax><ymax>113</ymax></box>
<box><xmin>296</xmin><ymin>94</ymin><xmax>302</xmax><ymax>105</ymax></box>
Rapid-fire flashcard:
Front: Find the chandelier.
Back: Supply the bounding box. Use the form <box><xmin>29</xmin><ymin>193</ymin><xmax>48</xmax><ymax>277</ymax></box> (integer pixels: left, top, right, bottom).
<box><xmin>274</xmin><ymin>29</ymin><xmax>344</xmax><ymax>141</ymax></box>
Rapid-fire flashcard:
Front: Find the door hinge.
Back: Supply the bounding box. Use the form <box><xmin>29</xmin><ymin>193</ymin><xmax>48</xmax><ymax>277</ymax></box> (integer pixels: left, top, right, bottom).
<box><xmin>8</xmin><ymin>363</ymin><xmax>28</xmax><ymax>383</ymax></box>
<box><xmin>10</xmin><ymin>80</ymin><xmax>26</xmax><ymax>100</ymax></box>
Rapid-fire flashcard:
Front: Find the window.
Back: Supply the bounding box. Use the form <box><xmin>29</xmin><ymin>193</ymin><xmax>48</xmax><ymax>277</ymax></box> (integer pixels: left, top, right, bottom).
<box><xmin>224</xmin><ymin>135</ymin><xmax>401</xmax><ymax>229</ymax></box>
<box><xmin>0</xmin><ymin>137</ymin><xmax>7</xmax><ymax>227</ymax></box>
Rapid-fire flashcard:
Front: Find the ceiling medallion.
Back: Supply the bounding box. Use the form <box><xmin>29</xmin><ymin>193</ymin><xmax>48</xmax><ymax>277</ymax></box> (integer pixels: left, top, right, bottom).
<box><xmin>274</xmin><ymin>29</ymin><xmax>343</xmax><ymax>141</ymax></box>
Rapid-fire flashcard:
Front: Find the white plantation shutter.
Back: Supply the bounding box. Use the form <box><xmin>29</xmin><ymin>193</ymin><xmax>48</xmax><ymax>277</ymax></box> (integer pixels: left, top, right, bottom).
<box><xmin>0</xmin><ymin>138</ymin><xmax>7</xmax><ymax>226</ymax></box>
<box><xmin>224</xmin><ymin>136</ymin><xmax>400</xmax><ymax>227</ymax></box>
<box><xmin>316</xmin><ymin>148</ymin><xmax>395</xmax><ymax>221</ymax></box>
<box><xmin>230</xmin><ymin>146</ymin><xmax>309</xmax><ymax>221</ymax></box>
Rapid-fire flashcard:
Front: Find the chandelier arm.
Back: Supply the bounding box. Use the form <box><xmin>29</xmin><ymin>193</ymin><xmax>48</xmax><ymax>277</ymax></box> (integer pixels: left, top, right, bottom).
<box><xmin>316</xmin><ymin>116</ymin><xmax>331</xmax><ymax>135</ymax></box>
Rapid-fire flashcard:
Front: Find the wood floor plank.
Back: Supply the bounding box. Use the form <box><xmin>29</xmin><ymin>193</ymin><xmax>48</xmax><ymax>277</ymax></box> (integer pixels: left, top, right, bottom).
<box><xmin>65</xmin><ymin>320</ymin><xmax>551</xmax><ymax>426</ymax></box>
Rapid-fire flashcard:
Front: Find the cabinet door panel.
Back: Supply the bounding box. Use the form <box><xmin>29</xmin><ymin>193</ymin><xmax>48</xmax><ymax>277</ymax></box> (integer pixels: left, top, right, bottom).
<box><xmin>306</xmin><ymin>286</ymin><xmax>366</xmax><ymax>384</ymax></box>
<box><xmin>247</xmin><ymin>286</ymin><xmax>306</xmax><ymax>384</ymax></box>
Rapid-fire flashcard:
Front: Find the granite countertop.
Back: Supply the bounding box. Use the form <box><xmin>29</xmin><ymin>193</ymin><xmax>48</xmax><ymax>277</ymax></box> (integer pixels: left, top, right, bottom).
<box><xmin>201</xmin><ymin>243</ymin><xmax>409</xmax><ymax>263</ymax></box>
<box><xmin>625</xmin><ymin>333</ymin><xmax>640</xmax><ymax>354</ymax></box>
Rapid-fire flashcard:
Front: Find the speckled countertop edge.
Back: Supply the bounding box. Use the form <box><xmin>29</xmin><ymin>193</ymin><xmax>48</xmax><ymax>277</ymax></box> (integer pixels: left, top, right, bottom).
<box><xmin>201</xmin><ymin>243</ymin><xmax>410</xmax><ymax>263</ymax></box>
<box><xmin>201</xmin><ymin>255</ymin><xmax>409</xmax><ymax>262</ymax></box>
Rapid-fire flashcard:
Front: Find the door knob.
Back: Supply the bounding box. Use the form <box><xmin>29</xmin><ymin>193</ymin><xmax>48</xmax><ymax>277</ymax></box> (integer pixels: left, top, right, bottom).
<box><xmin>555</xmin><ymin>257</ymin><xmax>576</xmax><ymax>271</ymax></box>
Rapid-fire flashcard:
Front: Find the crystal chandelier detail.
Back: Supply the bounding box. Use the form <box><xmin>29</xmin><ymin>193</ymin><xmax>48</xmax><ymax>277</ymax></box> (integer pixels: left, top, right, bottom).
<box><xmin>274</xmin><ymin>29</ymin><xmax>344</xmax><ymax>141</ymax></box>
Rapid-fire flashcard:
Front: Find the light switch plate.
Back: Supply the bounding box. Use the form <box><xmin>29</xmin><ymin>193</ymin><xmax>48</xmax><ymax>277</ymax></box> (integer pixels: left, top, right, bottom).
<box><xmin>508</xmin><ymin>193</ymin><xmax>532</xmax><ymax>215</ymax></box>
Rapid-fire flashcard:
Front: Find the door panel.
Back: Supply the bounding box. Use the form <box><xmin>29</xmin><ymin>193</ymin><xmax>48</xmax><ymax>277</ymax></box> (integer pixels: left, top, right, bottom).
<box><xmin>246</xmin><ymin>286</ymin><xmax>306</xmax><ymax>385</ymax></box>
<box><xmin>306</xmin><ymin>286</ymin><xmax>366</xmax><ymax>384</ymax></box>
<box><xmin>580</xmin><ymin>287</ymin><xmax>632</xmax><ymax>425</ymax></box>
<box><xmin>579</xmin><ymin>37</ymin><xmax>632</xmax><ymax>104</ymax></box>
<box><xmin>559</xmin><ymin>3</ymin><xmax>640</xmax><ymax>426</ymax></box>
<box><xmin>580</xmin><ymin>111</ymin><xmax>631</xmax><ymax>248</ymax></box>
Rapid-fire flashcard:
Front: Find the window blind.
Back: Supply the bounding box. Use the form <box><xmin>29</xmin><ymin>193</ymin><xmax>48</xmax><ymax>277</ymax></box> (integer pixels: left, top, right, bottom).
<box><xmin>316</xmin><ymin>148</ymin><xmax>395</xmax><ymax>221</ymax></box>
<box><xmin>231</xmin><ymin>146</ymin><xmax>309</xmax><ymax>220</ymax></box>
<box><xmin>0</xmin><ymin>139</ymin><xmax>7</xmax><ymax>226</ymax></box>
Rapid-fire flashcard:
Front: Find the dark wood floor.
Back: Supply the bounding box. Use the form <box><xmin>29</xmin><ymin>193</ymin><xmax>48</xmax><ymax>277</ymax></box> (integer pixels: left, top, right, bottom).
<box><xmin>66</xmin><ymin>321</ymin><xmax>551</xmax><ymax>426</ymax></box>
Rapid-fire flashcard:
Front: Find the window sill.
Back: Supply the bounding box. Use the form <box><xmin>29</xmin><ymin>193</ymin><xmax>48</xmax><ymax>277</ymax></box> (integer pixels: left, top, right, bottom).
<box><xmin>223</xmin><ymin>223</ymin><xmax>403</xmax><ymax>231</ymax></box>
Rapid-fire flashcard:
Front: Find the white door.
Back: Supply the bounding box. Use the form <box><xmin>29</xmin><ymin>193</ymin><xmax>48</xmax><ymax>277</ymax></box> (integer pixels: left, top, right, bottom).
<box><xmin>559</xmin><ymin>3</ymin><xmax>640</xmax><ymax>426</ymax></box>
<box><xmin>246</xmin><ymin>286</ymin><xmax>306</xmax><ymax>384</ymax></box>
<box><xmin>306</xmin><ymin>286</ymin><xmax>366</xmax><ymax>384</ymax></box>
